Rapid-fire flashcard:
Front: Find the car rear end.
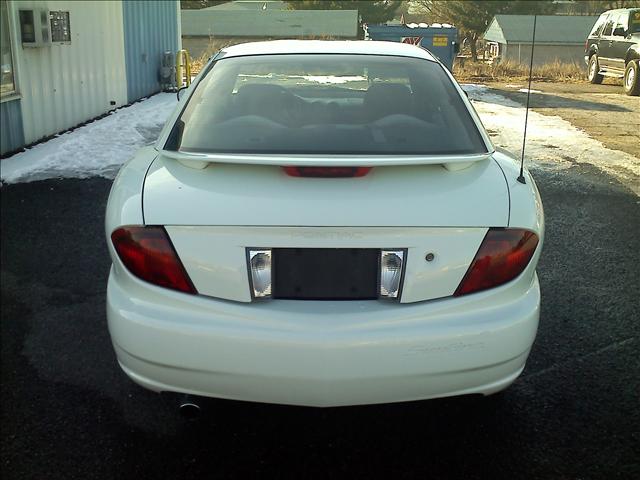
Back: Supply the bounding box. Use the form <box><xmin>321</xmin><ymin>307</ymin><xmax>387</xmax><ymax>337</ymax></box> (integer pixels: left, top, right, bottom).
<box><xmin>105</xmin><ymin>42</ymin><xmax>544</xmax><ymax>407</ymax></box>
<box><xmin>585</xmin><ymin>12</ymin><xmax>608</xmax><ymax>65</ymax></box>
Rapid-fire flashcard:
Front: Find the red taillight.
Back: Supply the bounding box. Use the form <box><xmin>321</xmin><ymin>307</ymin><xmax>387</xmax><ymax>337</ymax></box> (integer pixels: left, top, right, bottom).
<box><xmin>283</xmin><ymin>166</ymin><xmax>372</xmax><ymax>178</ymax></box>
<box><xmin>454</xmin><ymin>228</ymin><xmax>539</xmax><ymax>297</ymax></box>
<box><xmin>111</xmin><ymin>226</ymin><xmax>196</xmax><ymax>294</ymax></box>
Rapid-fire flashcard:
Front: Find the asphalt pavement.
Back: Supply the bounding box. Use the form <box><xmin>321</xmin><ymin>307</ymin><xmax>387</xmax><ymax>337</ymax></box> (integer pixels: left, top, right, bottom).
<box><xmin>1</xmin><ymin>163</ymin><xmax>639</xmax><ymax>479</ymax></box>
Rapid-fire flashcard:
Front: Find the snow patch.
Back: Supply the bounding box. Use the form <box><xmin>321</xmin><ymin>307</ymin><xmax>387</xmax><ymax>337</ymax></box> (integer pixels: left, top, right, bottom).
<box><xmin>460</xmin><ymin>84</ymin><xmax>487</xmax><ymax>93</ymax></box>
<box><xmin>1</xmin><ymin>93</ymin><xmax>176</xmax><ymax>184</ymax></box>
<box><xmin>465</xmin><ymin>84</ymin><xmax>639</xmax><ymax>194</ymax></box>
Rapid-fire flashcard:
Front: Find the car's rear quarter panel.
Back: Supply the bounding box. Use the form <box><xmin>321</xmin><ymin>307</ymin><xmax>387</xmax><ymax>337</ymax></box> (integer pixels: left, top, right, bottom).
<box><xmin>104</xmin><ymin>146</ymin><xmax>157</xmax><ymax>233</ymax></box>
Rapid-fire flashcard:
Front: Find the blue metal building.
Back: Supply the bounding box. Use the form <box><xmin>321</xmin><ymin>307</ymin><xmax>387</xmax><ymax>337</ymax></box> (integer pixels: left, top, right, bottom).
<box><xmin>0</xmin><ymin>0</ymin><xmax>180</xmax><ymax>156</ymax></box>
<box><xmin>123</xmin><ymin>0</ymin><xmax>180</xmax><ymax>103</ymax></box>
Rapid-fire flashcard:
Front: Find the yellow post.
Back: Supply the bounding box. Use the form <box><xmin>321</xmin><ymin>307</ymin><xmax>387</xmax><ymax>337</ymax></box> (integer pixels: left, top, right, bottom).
<box><xmin>176</xmin><ymin>50</ymin><xmax>192</xmax><ymax>88</ymax></box>
<box><xmin>185</xmin><ymin>52</ymin><xmax>192</xmax><ymax>86</ymax></box>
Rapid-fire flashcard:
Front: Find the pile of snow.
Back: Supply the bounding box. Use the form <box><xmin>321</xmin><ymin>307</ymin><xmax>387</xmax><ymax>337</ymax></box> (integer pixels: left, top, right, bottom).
<box><xmin>464</xmin><ymin>84</ymin><xmax>639</xmax><ymax>194</ymax></box>
<box><xmin>0</xmin><ymin>93</ymin><xmax>176</xmax><ymax>184</ymax></box>
<box><xmin>518</xmin><ymin>88</ymin><xmax>542</xmax><ymax>93</ymax></box>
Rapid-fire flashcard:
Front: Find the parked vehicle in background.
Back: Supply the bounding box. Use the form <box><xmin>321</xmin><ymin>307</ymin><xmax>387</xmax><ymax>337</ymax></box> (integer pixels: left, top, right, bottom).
<box><xmin>105</xmin><ymin>40</ymin><xmax>544</xmax><ymax>410</ymax></box>
<box><xmin>585</xmin><ymin>8</ymin><xmax>640</xmax><ymax>95</ymax></box>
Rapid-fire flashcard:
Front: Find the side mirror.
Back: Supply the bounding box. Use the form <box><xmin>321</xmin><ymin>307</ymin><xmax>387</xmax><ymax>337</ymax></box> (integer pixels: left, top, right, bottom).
<box><xmin>613</xmin><ymin>26</ymin><xmax>625</xmax><ymax>37</ymax></box>
<box><xmin>177</xmin><ymin>86</ymin><xmax>188</xmax><ymax>101</ymax></box>
<box><xmin>453</xmin><ymin>42</ymin><xmax>460</xmax><ymax>54</ymax></box>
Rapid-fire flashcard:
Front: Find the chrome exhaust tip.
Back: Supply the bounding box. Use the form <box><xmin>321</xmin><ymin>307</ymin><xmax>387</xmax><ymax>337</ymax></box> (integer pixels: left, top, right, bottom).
<box><xmin>178</xmin><ymin>400</ymin><xmax>201</xmax><ymax>420</ymax></box>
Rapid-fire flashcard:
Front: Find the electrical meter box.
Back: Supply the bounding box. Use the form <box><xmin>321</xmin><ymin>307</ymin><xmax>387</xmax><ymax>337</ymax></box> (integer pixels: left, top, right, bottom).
<box><xmin>19</xmin><ymin>9</ymin><xmax>52</xmax><ymax>47</ymax></box>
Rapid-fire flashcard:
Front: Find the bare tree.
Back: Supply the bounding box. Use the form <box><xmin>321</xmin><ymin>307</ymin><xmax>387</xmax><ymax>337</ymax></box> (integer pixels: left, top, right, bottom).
<box><xmin>412</xmin><ymin>1</ymin><xmax>557</xmax><ymax>60</ymax></box>
<box><xmin>561</xmin><ymin>0</ymin><xmax>640</xmax><ymax>15</ymax></box>
<box><xmin>285</xmin><ymin>1</ymin><xmax>403</xmax><ymax>38</ymax></box>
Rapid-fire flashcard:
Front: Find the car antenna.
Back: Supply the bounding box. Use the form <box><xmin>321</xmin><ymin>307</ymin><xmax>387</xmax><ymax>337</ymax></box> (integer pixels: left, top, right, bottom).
<box><xmin>518</xmin><ymin>14</ymin><xmax>537</xmax><ymax>185</ymax></box>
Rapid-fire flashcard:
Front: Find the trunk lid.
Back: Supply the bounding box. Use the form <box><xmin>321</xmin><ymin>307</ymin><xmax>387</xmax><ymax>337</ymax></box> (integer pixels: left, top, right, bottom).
<box><xmin>143</xmin><ymin>154</ymin><xmax>508</xmax><ymax>227</ymax></box>
<box><xmin>142</xmin><ymin>155</ymin><xmax>509</xmax><ymax>303</ymax></box>
<box><xmin>165</xmin><ymin>225</ymin><xmax>489</xmax><ymax>303</ymax></box>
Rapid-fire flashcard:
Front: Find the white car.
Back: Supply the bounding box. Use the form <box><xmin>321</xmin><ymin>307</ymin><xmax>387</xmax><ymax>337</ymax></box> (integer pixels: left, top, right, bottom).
<box><xmin>106</xmin><ymin>40</ymin><xmax>544</xmax><ymax>409</ymax></box>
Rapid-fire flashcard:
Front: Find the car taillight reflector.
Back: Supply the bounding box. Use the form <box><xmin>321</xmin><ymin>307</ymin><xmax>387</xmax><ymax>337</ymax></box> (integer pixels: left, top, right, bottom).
<box><xmin>283</xmin><ymin>166</ymin><xmax>372</xmax><ymax>178</ymax></box>
<box><xmin>111</xmin><ymin>226</ymin><xmax>196</xmax><ymax>294</ymax></box>
<box><xmin>454</xmin><ymin>228</ymin><xmax>539</xmax><ymax>297</ymax></box>
<box><xmin>380</xmin><ymin>250</ymin><xmax>405</xmax><ymax>299</ymax></box>
<box><xmin>248</xmin><ymin>249</ymin><xmax>272</xmax><ymax>298</ymax></box>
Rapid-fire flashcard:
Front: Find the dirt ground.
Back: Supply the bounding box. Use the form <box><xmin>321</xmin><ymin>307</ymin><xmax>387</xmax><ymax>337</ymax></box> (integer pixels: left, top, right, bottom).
<box><xmin>486</xmin><ymin>80</ymin><xmax>640</xmax><ymax>158</ymax></box>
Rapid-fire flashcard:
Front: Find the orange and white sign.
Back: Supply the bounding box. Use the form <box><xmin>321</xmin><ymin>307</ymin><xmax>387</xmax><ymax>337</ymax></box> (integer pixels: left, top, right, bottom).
<box><xmin>401</xmin><ymin>37</ymin><xmax>423</xmax><ymax>46</ymax></box>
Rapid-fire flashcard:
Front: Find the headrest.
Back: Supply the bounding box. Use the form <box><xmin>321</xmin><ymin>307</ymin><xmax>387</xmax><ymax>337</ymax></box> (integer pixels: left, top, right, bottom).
<box><xmin>363</xmin><ymin>83</ymin><xmax>413</xmax><ymax>120</ymax></box>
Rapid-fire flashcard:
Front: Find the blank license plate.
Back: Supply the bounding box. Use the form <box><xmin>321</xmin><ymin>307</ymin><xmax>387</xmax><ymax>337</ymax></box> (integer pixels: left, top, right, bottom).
<box><xmin>272</xmin><ymin>248</ymin><xmax>379</xmax><ymax>300</ymax></box>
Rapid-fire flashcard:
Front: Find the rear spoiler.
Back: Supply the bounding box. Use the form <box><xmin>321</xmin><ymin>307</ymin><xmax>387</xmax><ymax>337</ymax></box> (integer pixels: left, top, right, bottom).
<box><xmin>160</xmin><ymin>149</ymin><xmax>494</xmax><ymax>172</ymax></box>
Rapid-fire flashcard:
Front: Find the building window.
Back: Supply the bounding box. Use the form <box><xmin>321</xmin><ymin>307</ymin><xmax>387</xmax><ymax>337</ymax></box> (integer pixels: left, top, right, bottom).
<box><xmin>1</xmin><ymin>1</ymin><xmax>16</xmax><ymax>96</ymax></box>
<box><xmin>50</xmin><ymin>11</ymin><xmax>70</xmax><ymax>43</ymax></box>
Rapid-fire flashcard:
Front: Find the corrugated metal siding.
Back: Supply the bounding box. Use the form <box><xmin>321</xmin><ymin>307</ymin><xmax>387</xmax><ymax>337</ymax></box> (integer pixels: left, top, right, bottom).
<box><xmin>181</xmin><ymin>9</ymin><xmax>359</xmax><ymax>38</ymax></box>
<box><xmin>123</xmin><ymin>0</ymin><xmax>179</xmax><ymax>103</ymax></box>
<box><xmin>0</xmin><ymin>99</ymin><xmax>25</xmax><ymax>155</ymax></box>
<box><xmin>11</xmin><ymin>1</ymin><xmax>128</xmax><ymax>145</ymax></box>
<box><xmin>486</xmin><ymin>15</ymin><xmax>599</xmax><ymax>45</ymax></box>
<box><xmin>504</xmin><ymin>44</ymin><xmax>587</xmax><ymax>66</ymax></box>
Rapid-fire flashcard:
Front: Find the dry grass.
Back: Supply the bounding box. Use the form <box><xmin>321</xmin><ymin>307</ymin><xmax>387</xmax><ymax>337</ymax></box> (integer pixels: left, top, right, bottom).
<box><xmin>453</xmin><ymin>58</ymin><xmax>587</xmax><ymax>83</ymax></box>
<box><xmin>190</xmin><ymin>54</ymin><xmax>208</xmax><ymax>76</ymax></box>
<box><xmin>190</xmin><ymin>38</ymin><xmax>244</xmax><ymax>74</ymax></box>
<box><xmin>189</xmin><ymin>35</ymin><xmax>336</xmax><ymax>75</ymax></box>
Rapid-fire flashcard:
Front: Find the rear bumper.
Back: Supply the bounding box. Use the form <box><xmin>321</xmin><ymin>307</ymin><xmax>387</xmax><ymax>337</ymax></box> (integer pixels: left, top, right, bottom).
<box><xmin>107</xmin><ymin>268</ymin><xmax>540</xmax><ymax>407</ymax></box>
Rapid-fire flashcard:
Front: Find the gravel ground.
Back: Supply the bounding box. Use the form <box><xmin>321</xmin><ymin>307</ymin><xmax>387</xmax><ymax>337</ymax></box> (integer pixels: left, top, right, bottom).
<box><xmin>1</xmin><ymin>161</ymin><xmax>639</xmax><ymax>479</ymax></box>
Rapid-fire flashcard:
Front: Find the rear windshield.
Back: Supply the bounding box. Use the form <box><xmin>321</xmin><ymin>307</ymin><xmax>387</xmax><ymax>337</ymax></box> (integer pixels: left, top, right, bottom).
<box><xmin>166</xmin><ymin>54</ymin><xmax>487</xmax><ymax>155</ymax></box>
<box><xmin>590</xmin><ymin>13</ymin><xmax>608</xmax><ymax>36</ymax></box>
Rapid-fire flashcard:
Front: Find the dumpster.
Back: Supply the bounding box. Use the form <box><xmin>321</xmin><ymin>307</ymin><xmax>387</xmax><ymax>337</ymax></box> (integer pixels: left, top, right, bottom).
<box><xmin>364</xmin><ymin>23</ymin><xmax>459</xmax><ymax>71</ymax></box>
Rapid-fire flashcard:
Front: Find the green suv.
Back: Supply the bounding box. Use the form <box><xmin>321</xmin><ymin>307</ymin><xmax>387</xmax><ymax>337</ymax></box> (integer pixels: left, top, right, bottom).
<box><xmin>585</xmin><ymin>8</ymin><xmax>640</xmax><ymax>95</ymax></box>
